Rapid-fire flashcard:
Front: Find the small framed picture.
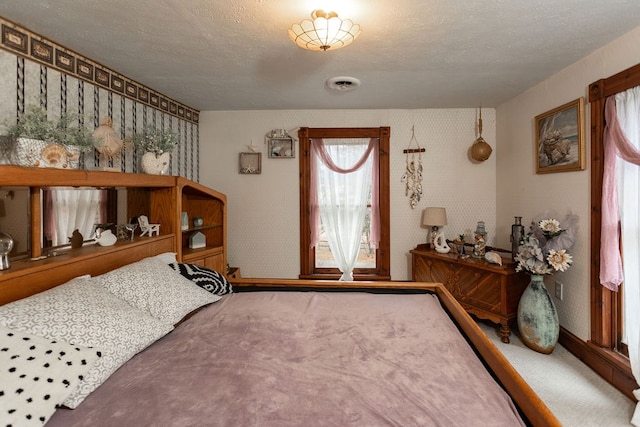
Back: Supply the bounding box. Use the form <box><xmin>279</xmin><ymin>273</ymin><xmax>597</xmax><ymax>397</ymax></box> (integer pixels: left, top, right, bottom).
<box><xmin>268</xmin><ymin>137</ymin><xmax>295</xmax><ymax>158</ymax></box>
<box><xmin>239</xmin><ymin>152</ymin><xmax>261</xmax><ymax>174</ymax></box>
<box><xmin>535</xmin><ymin>97</ymin><xmax>585</xmax><ymax>173</ymax></box>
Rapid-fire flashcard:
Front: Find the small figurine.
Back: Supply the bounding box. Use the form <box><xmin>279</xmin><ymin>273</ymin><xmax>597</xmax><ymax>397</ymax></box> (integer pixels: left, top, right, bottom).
<box><xmin>485</xmin><ymin>251</ymin><xmax>503</xmax><ymax>266</ymax></box>
<box><xmin>69</xmin><ymin>229</ymin><xmax>84</xmax><ymax>248</ymax></box>
<box><xmin>93</xmin><ymin>117</ymin><xmax>125</xmax><ymax>161</ymax></box>
<box><xmin>95</xmin><ymin>229</ymin><xmax>117</xmax><ymax>246</ymax></box>
<box><xmin>473</xmin><ymin>221</ymin><xmax>487</xmax><ymax>258</ymax></box>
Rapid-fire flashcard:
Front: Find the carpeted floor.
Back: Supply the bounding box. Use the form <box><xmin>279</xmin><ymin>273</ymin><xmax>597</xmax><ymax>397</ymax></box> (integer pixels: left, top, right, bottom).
<box><xmin>478</xmin><ymin>322</ymin><xmax>635</xmax><ymax>426</ymax></box>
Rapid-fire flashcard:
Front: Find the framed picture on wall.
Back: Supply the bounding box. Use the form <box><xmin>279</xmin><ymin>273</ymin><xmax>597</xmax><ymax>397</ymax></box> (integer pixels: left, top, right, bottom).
<box><xmin>535</xmin><ymin>97</ymin><xmax>585</xmax><ymax>173</ymax></box>
<box><xmin>239</xmin><ymin>152</ymin><xmax>261</xmax><ymax>174</ymax></box>
<box><xmin>268</xmin><ymin>137</ymin><xmax>295</xmax><ymax>158</ymax></box>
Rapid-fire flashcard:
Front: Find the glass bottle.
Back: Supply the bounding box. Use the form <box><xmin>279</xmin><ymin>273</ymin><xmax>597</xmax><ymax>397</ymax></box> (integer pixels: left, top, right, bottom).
<box><xmin>511</xmin><ymin>216</ymin><xmax>525</xmax><ymax>260</ymax></box>
<box><xmin>473</xmin><ymin>221</ymin><xmax>487</xmax><ymax>258</ymax></box>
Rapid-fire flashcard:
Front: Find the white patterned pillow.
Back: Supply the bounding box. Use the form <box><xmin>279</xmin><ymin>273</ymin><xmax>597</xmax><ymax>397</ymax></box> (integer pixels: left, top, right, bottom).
<box><xmin>94</xmin><ymin>257</ymin><xmax>221</xmax><ymax>325</ymax></box>
<box><xmin>0</xmin><ymin>277</ymin><xmax>173</xmax><ymax>408</ymax></box>
<box><xmin>0</xmin><ymin>325</ymin><xmax>101</xmax><ymax>426</ymax></box>
<box><xmin>154</xmin><ymin>252</ymin><xmax>177</xmax><ymax>264</ymax></box>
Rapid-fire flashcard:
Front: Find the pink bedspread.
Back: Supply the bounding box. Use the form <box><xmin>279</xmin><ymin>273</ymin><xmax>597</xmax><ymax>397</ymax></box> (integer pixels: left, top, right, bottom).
<box><xmin>48</xmin><ymin>291</ymin><xmax>524</xmax><ymax>426</ymax></box>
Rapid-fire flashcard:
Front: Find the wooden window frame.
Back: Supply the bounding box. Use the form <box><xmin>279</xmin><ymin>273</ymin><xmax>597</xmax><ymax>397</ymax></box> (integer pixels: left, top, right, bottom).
<box><xmin>298</xmin><ymin>127</ymin><xmax>391</xmax><ymax>281</ymax></box>
<box><xmin>588</xmin><ymin>64</ymin><xmax>640</xmax><ymax>390</ymax></box>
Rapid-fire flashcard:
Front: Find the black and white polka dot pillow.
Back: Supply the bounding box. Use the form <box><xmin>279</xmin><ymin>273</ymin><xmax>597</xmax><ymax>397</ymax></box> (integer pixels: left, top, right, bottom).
<box><xmin>0</xmin><ymin>325</ymin><xmax>101</xmax><ymax>426</ymax></box>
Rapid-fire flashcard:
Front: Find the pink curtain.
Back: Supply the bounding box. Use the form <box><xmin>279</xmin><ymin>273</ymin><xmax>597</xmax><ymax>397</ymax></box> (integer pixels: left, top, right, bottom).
<box><xmin>600</xmin><ymin>97</ymin><xmax>640</xmax><ymax>290</ymax></box>
<box><xmin>309</xmin><ymin>138</ymin><xmax>380</xmax><ymax>249</ymax></box>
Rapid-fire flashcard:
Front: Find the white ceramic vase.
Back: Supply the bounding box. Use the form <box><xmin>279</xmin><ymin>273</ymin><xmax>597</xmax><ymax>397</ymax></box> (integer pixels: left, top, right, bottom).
<box><xmin>141</xmin><ymin>151</ymin><xmax>171</xmax><ymax>175</ymax></box>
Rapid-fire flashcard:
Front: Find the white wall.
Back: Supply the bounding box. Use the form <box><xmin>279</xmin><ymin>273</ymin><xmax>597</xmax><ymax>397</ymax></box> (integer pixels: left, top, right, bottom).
<box><xmin>496</xmin><ymin>25</ymin><xmax>640</xmax><ymax>340</ymax></box>
<box><xmin>199</xmin><ymin>109</ymin><xmax>497</xmax><ymax>280</ymax></box>
<box><xmin>201</xmin><ymin>24</ymin><xmax>640</xmax><ymax>341</ymax></box>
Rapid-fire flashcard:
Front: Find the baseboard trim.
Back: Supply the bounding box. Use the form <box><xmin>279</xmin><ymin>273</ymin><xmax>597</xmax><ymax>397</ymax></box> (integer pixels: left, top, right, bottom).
<box><xmin>559</xmin><ymin>327</ymin><xmax>638</xmax><ymax>401</ymax></box>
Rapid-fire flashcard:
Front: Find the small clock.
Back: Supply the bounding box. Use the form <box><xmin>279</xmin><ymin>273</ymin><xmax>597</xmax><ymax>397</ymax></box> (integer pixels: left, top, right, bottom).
<box><xmin>193</xmin><ymin>217</ymin><xmax>204</xmax><ymax>227</ymax></box>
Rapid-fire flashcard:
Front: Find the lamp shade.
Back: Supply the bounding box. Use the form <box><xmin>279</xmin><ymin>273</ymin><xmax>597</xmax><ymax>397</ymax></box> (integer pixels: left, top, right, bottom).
<box><xmin>422</xmin><ymin>207</ymin><xmax>447</xmax><ymax>227</ymax></box>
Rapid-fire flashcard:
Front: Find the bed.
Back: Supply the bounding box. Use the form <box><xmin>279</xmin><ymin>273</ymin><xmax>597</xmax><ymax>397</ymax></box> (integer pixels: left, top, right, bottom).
<box><xmin>0</xmin><ymin>251</ymin><xmax>560</xmax><ymax>426</ymax></box>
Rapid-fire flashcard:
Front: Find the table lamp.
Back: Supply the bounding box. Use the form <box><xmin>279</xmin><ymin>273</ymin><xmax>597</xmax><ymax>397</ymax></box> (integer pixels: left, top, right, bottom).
<box><xmin>422</xmin><ymin>207</ymin><xmax>450</xmax><ymax>253</ymax></box>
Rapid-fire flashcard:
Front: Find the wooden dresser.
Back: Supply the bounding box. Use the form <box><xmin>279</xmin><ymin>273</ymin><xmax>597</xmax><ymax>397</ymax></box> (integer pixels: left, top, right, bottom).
<box><xmin>411</xmin><ymin>245</ymin><xmax>528</xmax><ymax>343</ymax></box>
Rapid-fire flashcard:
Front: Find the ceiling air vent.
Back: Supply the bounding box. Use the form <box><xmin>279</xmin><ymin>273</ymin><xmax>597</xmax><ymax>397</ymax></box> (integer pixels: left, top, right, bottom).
<box><xmin>326</xmin><ymin>76</ymin><xmax>361</xmax><ymax>92</ymax></box>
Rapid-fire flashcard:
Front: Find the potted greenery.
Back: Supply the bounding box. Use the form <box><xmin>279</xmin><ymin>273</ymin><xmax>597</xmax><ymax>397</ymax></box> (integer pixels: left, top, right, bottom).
<box><xmin>5</xmin><ymin>106</ymin><xmax>53</xmax><ymax>141</ymax></box>
<box><xmin>3</xmin><ymin>106</ymin><xmax>95</xmax><ymax>168</ymax></box>
<box><xmin>52</xmin><ymin>113</ymin><xmax>97</xmax><ymax>169</ymax></box>
<box><xmin>133</xmin><ymin>126</ymin><xmax>178</xmax><ymax>174</ymax></box>
<box><xmin>3</xmin><ymin>106</ymin><xmax>55</xmax><ymax>167</ymax></box>
<box><xmin>53</xmin><ymin>113</ymin><xmax>96</xmax><ymax>149</ymax></box>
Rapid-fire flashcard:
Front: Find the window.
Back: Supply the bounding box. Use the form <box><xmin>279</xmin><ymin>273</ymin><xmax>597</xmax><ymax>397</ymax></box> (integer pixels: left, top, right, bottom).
<box><xmin>299</xmin><ymin>127</ymin><xmax>390</xmax><ymax>280</ymax></box>
<box><xmin>610</xmin><ymin>89</ymin><xmax>640</xmax><ymax>361</ymax></box>
<box><xmin>42</xmin><ymin>187</ymin><xmax>114</xmax><ymax>249</ymax></box>
<box><xmin>589</xmin><ymin>66</ymin><xmax>640</xmax><ymax>396</ymax></box>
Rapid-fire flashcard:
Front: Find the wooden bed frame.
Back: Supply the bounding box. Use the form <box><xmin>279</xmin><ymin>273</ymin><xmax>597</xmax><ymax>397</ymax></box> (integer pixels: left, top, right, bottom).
<box><xmin>0</xmin><ymin>258</ymin><xmax>560</xmax><ymax>426</ymax></box>
<box><xmin>0</xmin><ymin>167</ymin><xmax>560</xmax><ymax>426</ymax></box>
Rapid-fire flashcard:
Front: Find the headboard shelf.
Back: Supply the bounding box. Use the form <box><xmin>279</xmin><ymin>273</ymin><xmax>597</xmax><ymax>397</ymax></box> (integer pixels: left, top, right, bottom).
<box><xmin>0</xmin><ymin>165</ymin><xmax>176</xmax><ymax>188</ymax></box>
<box><xmin>0</xmin><ymin>235</ymin><xmax>174</xmax><ymax>280</ymax></box>
<box><xmin>0</xmin><ymin>166</ymin><xmax>227</xmax><ymax>305</ymax></box>
<box><xmin>0</xmin><ymin>234</ymin><xmax>174</xmax><ymax>305</ymax></box>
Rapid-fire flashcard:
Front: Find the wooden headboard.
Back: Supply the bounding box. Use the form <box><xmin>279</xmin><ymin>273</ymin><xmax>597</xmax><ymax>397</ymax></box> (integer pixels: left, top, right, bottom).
<box><xmin>0</xmin><ymin>165</ymin><xmax>226</xmax><ymax>305</ymax></box>
<box><xmin>0</xmin><ymin>235</ymin><xmax>173</xmax><ymax>305</ymax></box>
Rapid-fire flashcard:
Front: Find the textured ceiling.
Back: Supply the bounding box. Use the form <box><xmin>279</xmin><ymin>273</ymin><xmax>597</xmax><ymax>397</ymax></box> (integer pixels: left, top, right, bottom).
<box><xmin>1</xmin><ymin>0</ymin><xmax>640</xmax><ymax>111</ymax></box>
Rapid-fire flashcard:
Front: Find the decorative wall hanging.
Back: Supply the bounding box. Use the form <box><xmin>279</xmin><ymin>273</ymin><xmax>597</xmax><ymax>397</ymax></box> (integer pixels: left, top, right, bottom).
<box><xmin>266</xmin><ymin>129</ymin><xmax>295</xmax><ymax>158</ymax></box>
<box><xmin>239</xmin><ymin>152</ymin><xmax>261</xmax><ymax>174</ymax></box>
<box><xmin>401</xmin><ymin>126</ymin><xmax>425</xmax><ymax>208</ymax></box>
<box><xmin>470</xmin><ymin>107</ymin><xmax>493</xmax><ymax>162</ymax></box>
<box><xmin>535</xmin><ymin>97</ymin><xmax>585</xmax><ymax>173</ymax></box>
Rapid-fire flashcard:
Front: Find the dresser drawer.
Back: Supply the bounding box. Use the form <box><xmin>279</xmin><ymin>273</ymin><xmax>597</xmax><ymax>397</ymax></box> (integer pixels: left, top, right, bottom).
<box><xmin>411</xmin><ymin>246</ymin><xmax>528</xmax><ymax>343</ymax></box>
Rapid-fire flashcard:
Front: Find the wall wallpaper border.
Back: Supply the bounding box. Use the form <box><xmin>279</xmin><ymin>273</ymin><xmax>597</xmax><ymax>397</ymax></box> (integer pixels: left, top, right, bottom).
<box><xmin>0</xmin><ymin>17</ymin><xmax>199</xmax><ymax>124</ymax></box>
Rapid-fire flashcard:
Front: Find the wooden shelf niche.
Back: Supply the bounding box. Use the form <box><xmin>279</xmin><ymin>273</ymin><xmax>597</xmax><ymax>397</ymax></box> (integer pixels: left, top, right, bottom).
<box><xmin>176</xmin><ymin>177</ymin><xmax>227</xmax><ymax>272</ymax></box>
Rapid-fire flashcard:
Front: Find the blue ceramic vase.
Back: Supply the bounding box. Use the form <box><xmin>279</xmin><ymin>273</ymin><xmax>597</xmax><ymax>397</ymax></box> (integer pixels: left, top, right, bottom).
<box><xmin>517</xmin><ymin>274</ymin><xmax>559</xmax><ymax>354</ymax></box>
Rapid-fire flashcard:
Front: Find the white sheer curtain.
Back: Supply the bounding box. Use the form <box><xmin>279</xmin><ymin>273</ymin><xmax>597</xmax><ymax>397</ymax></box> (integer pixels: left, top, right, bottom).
<box><xmin>612</xmin><ymin>88</ymin><xmax>640</xmax><ymax>426</ymax></box>
<box><xmin>49</xmin><ymin>188</ymin><xmax>103</xmax><ymax>246</ymax></box>
<box><xmin>314</xmin><ymin>139</ymin><xmax>373</xmax><ymax>281</ymax></box>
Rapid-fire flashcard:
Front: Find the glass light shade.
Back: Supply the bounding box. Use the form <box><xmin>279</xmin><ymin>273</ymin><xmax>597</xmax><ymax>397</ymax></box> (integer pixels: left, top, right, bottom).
<box><xmin>0</xmin><ymin>232</ymin><xmax>14</xmax><ymax>270</ymax></box>
<box><xmin>288</xmin><ymin>10</ymin><xmax>361</xmax><ymax>51</ymax></box>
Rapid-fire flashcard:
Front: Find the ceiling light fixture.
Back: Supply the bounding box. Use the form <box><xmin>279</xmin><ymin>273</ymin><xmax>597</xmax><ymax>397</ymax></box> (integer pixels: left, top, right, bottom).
<box><xmin>288</xmin><ymin>10</ymin><xmax>361</xmax><ymax>52</ymax></box>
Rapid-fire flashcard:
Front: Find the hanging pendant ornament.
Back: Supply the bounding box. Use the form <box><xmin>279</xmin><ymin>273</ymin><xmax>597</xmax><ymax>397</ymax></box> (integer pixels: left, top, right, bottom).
<box><xmin>401</xmin><ymin>126</ymin><xmax>425</xmax><ymax>208</ymax></box>
<box><xmin>470</xmin><ymin>107</ymin><xmax>493</xmax><ymax>162</ymax></box>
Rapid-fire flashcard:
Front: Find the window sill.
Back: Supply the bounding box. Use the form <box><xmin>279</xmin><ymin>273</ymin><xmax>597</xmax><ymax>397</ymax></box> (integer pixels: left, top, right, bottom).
<box><xmin>299</xmin><ymin>273</ymin><xmax>392</xmax><ymax>281</ymax></box>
